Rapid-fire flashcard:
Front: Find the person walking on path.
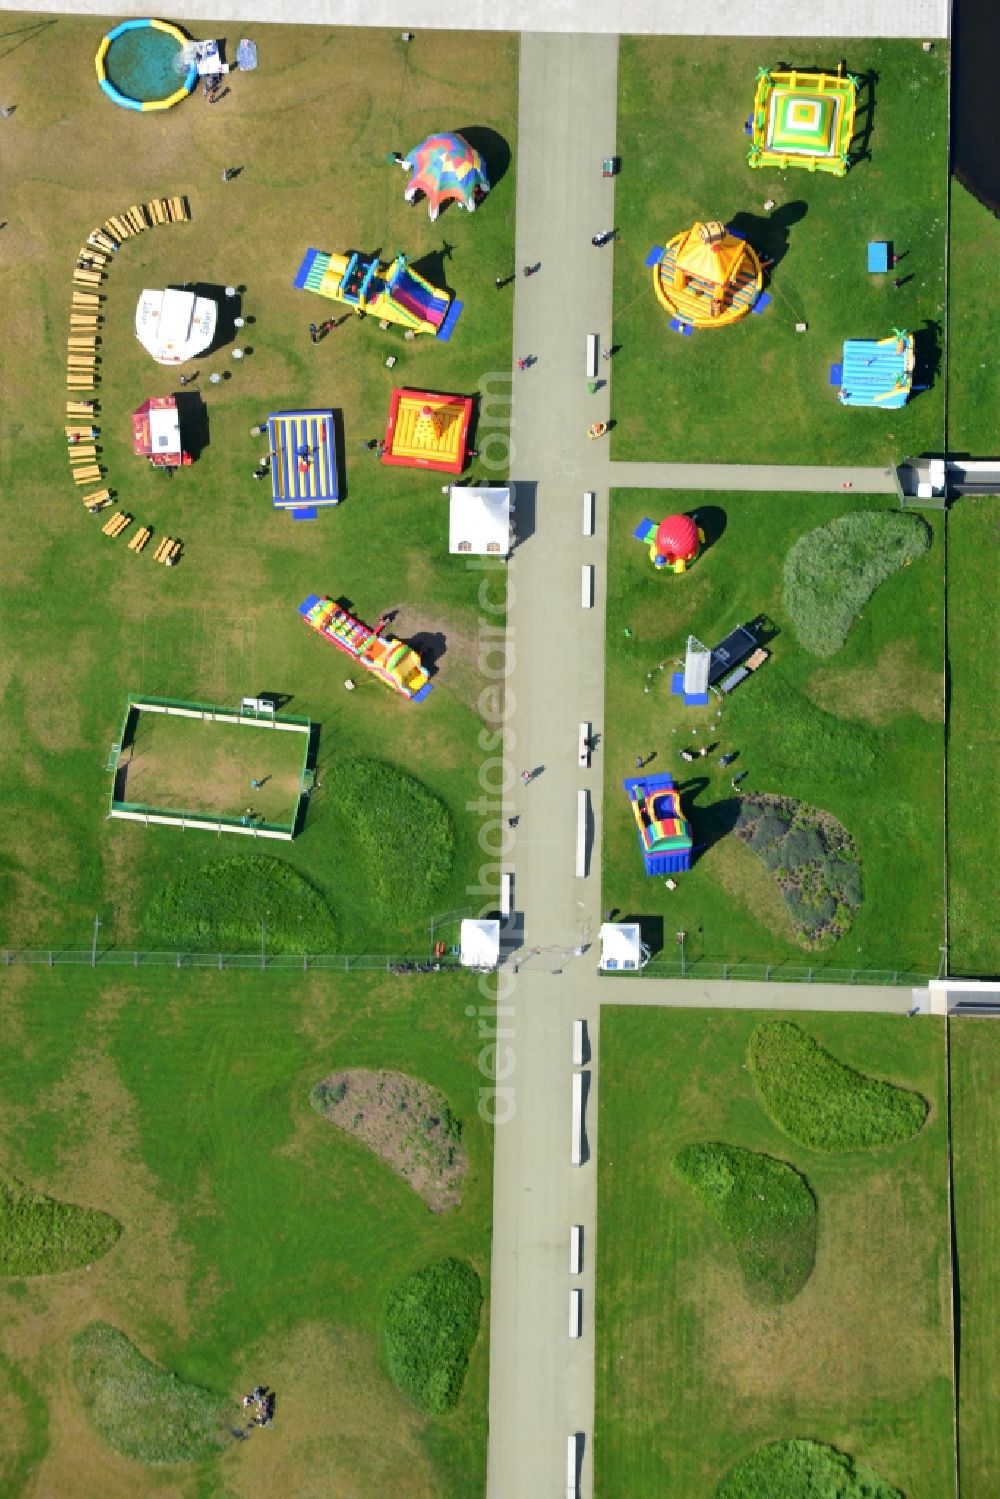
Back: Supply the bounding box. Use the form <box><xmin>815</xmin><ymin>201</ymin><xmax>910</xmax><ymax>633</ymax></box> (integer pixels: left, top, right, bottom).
<box><xmin>523</xmin><ymin>263</ymin><xmax>540</xmax><ymax>277</ymax></box>
<box><xmin>892</xmin><ymin>277</ymin><xmax>902</xmax><ymax>290</ymax></box>
<box><xmin>719</xmin><ymin>752</ymin><xmax>735</xmax><ymax>768</ymax></box>
<box><xmin>731</xmin><ymin>771</ymin><xmax>748</xmax><ymax>788</ymax></box>
<box><xmin>494</xmin><ymin>276</ymin><xmax>504</xmax><ymax>291</ymax></box>
<box><xmin>517</xmin><ymin>357</ymin><xmax>531</xmax><ymax>371</ymax></box>
<box><xmin>508</xmin><ymin>815</ymin><xmax>520</xmax><ymax>828</ymax></box>
<box><xmin>222</xmin><ymin>167</ymin><xmax>238</xmax><ymax>183</ymax></box>
<box><xmin>309</xmin><ymin>322</ymin><xmax>318</xmax><ymax>343</ymax></box>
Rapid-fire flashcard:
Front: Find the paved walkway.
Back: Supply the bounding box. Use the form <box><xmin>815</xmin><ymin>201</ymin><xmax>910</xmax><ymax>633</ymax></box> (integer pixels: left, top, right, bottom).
<box><xmin>488</xmin><ymin>31</ymin><xmax>925</xmax><ymax>1499</ymax></box>
<box><xmin>13</xmin><ymin>0</ymin><xmax>950</xmax><ymax>40</ymax></box>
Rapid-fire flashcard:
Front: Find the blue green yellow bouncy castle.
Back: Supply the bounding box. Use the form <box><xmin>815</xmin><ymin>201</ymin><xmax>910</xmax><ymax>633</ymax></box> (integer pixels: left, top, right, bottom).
<box><xmin>747</xmin><ymin>64</ymin><xmax>858</xmax><ymax>176</ymax></box>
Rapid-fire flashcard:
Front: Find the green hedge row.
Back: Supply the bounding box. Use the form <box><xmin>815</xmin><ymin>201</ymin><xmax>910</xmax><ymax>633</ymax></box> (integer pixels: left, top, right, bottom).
<box><xmin>382</xmin><ymin>1257</ymin><xmax>482</xmax><ymax>1414</ymax></box>
<box><xmin>145</xmin><ymin>854</ymin><xmax>337</xmax><ymax>953</ymax></box>
<box><xmin>672</xmin><ymin>1143</ymin><xmax>817</xmax><ymax>1304</ymax></box>
<box><xmin>328</xmin><ymin>758</ymin><xmax>455</xmax><ymax>918</ymax></box>
<box><xmin>783</xmin><ymin>509</ymin><xmax>930</xmax><ymax>658</ymax></box>
<box><xmin>714</xmin><ymin>1438</ymin><xmax>904</xmax><ymax>1498</ymax></box>
<box><xmin>749</xmin><ymin>1021</ymin><xmax>928</xmax><ymax>1152</ymax></box>
<box><xmin>0</xmin><ymin>1173</ymin><xmax>121</xmax><ymax>1276</ymax></box>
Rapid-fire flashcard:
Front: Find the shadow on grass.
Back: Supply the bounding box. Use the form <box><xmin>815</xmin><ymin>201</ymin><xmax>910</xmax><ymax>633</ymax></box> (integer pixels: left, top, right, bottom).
<box><xmin>729</xmin><ymin>201</ymin><xmax>808</xmax><ymax>276</ymax></box>
<box><xmin>913</xmin><ymin>319</ymin><xmax>943</xmax><ymax>398</ymax></box>
<box><xmin>678</xmin><ymin>781</ymin><xmax>743</xmax><ymax>865</ymax></box>
<box><xmin>455</xmin><ymin>125</ymin><xmax>512</xmax><ymax>192</ymax></box>
<box><xmin>849</xmin><ymin>69</ymin><xmax>879</xmax><ymax>165</ymax></box>
<box><xmin>691</xmin><ymin>503</ymin><xmax>727</xmax><ymax>551</ymax></box>
<box><xmin>172</xmin><ymin>391</ymin><xmax>209</xmax><ymax>461</ymax></box>
<box><xmin>172</xmin><ymin>284</ymin><xmax>242</xmax><ymax>354</ymax></box>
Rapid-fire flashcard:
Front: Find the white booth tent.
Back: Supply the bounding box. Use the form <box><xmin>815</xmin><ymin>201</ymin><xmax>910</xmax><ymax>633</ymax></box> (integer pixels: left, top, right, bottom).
<box><xmin>448</xmin><ymin>485</ymin><xmax>512</xmax><ymax>557</ymax></box>
<box><xmin>599</xmin><ymin>923</ymin><xmax>649</xmax><ymax>972</ymax></box>
<box><xmin>135</xmin><ymin>287</ymin><xmax>217</xmax><ymax>365</ymax></box>
<box><xmin>459</xmin><ymin>918</ymin><xmax>501</xmax><ymax>970</ymax></box>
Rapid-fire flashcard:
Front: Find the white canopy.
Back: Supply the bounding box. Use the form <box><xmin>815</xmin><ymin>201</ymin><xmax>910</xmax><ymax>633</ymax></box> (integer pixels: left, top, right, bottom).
<box><xmin>599</xmin><ymin>923</ymin><xmax>646</xmax><ymax>972</ymax></box>
<box><xmin>135</xmin><ymin>287</ymin><xmax>217</xmax><ymax>365</ymax></box>
<box><xmin>460</xmin><ymin>918</ymin><xmax>501</xmax><ymax>969</ymax></box>
<box><xmin>449</xmin><ymin>485</ymin><xmax>512</xmax><ymax>557</ymax></box>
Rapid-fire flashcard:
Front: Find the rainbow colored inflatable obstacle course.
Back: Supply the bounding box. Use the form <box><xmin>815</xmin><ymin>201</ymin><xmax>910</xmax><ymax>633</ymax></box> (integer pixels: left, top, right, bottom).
<box><xmin>298</xmin><ymin>596</ymin><xmax>433</xmax><ymax>703</ymax></box>
<box><xmin>293</xmin><ymin>249</ymin><xmax>461</xmax><ymax>340</ymax></box>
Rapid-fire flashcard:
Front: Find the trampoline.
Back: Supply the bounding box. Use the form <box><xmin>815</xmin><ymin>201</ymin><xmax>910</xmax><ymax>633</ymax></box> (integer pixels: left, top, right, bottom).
<box><xmin>96</xmin><ymin>20</ymin><xmax>196</xmax><ymax>112</ymax></box>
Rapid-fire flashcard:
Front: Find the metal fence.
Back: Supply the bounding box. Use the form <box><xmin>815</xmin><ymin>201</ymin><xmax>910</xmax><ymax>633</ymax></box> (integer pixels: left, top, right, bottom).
<box><xmin>0</xmin><ymin>947</ymin><xmax>932</xmax><ymax>986</ymax></box>
<box><xmin>0</xmin><ymin>948</ymin><xmax>461</xmax><ymax>974</ymax></box>
<box><xmin>638</xmin><ymin>958</ymin><xmax>932</xmax><ymax>987</ymax></box>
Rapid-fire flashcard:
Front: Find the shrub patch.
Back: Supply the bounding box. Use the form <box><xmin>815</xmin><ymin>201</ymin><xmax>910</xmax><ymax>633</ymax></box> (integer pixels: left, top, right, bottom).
<box><xmin>327</xmin><ymin>758</ymin><xmax>454</xmax><ymax>919</ymax></box>
<box><xmin>710</xmin><ymin>1433</ymin><xmax>905</xmax><ymax>1493</ymax></box>
<box><xmin>732</xmin><ymin>794</ymin><xmax>861</xmax><ymax>949</ymax></box>
<box><xmin>145</xmin><ymin>854</ymin><xmax>336</xmax><ymax>953</ymax></box>
<box><xmin>0</xmin><ymin>1172</ymin><xmax>121</xmax><ymax>1276</ymax></box>
<box><xmin>382</xmin><ymin>1257</ymin><xmax>482</xmax><ymax>1414</ymax></box>
<box><xmin>714</xmin><ymin>1437</ymin><xmax>904</xmax><ymax>1498</ymax></box>
<box><xmin>783</xmin><ymin>509</ymin><xmax>931</xmax><ymax>658</ymax></box>
<box><xmin>71</xmin><ymin>1322</ymin><xmax>231</xmax><ymax>1463</ymax></box>
<box><xmin>672</xmin><ymin>1143</ymin><xmax>817</xmax><ymax>1304</ymax></box>
<box><xmin>749</xmin><ymin>1020</ymin><xmax>928</xmax><ymax>1152</ymax></box>
<box><xmin>311</xmin><ymin>1068</ymin><xmax>468</xmax><ymax>1212</ymax></box>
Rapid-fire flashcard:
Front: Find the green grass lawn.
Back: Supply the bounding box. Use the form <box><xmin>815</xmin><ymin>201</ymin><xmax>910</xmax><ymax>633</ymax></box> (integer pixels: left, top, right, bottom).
<box><xmin>611</xmin><ymin>38</ymin><xmax>948</xmax><ymax>464</ymax></box>
<box><xmin>946</xmin><ymin>182</ymin><xmax>1000</xmax><ymax>453</ymax></box>
<box><xmin>950</xmin><ymin>1019</ymin><xmax>1000</xmax><ymax>1499</ymax></box>
<box><xmin>945</xmin><ymin>497</ymin><xmax>1000</xmax><ymax>975</ymax></box>
<box><xmin>602</xmin><ymin>490</ymin><xmax>945</xmax><ymax>973</ymax></box>
<box><xmin>595</xmin><ymin>1007</ymin><xmax>954</xmax><ymax>1499</ymax></box>
<box><xmin>0</xmin><ymin>965</ymin><xmax>493</xmax><ymax>1498</ymax></box>
<box><xmin>0</xmin><ymin>17</ymin><xmax>517</xmax><ymax>952</ymax></box>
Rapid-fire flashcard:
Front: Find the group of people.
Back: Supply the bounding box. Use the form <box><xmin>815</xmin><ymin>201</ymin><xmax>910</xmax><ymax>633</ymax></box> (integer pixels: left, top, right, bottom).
<box><xmin>232</xmin><ymin>1385</ymin><xmax>274</xmax><ymax>1438</ymax></box>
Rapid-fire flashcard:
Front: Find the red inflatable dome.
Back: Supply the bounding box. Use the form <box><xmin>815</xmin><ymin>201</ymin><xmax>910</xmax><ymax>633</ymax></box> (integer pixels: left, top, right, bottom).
<box><xmin>654</xmin><ymin>513</ymin><xmax>699</xmax><ymax>561</ymax></box>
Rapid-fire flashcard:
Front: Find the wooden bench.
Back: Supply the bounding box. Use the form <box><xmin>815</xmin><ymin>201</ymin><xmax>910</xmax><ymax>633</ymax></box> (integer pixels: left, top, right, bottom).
<box><xmin>72</xmin><ymin>270</ymin><xmax>103</xmax><ymax>287</ymax></box>
<box><xmin>70</xmin><ymin>316</ymin><xmax>101</xmax><ymax>331</ymax></box>
<box><xmin>102</xmin><ymin>512</ymin><xmax>132</xmax><ymax>538</ymax></box>
<box><xmin>154</xmin><ymin>536</ymin><xmax>183</xmax><ymax>566</ymax></box>
<box><xmin>83</xmin><ymin>489</ymin><xmax>112</xmax><ymax>513</ymax></box>
<box><xmin>72</xmin><ymin>291</ymin><xmax>102</xmax><ymax>309</ymax></box>
<box><xmin>105</xmin><ymin>214</ymin><xmax>132</xmax><ymax>240</ymax></box>
<box><xmin>73</xmin><ymin>466</ymin><xmax>103</xmax><ymax>485</ymax></box>
<box><xmin>66</xmin><ymin>425</ymin><xmax>98</xmax><ymax>439</ymax></box>
<box><xmin>129</xmin><ymin>525</ymin><xmax>152</xmax><ymax>553</ymax></box>
<box><xmin>148</xmin><ymin>198</ymin><xmax>168</xmax><ymax>225</ymax></box>
<box><xmin>88</xmin><ymin>229</ymin><xmax>117</xmax><ymax>252</ymax></box>
<box><xmin>68</xmin><ymin>446</ymin><xmax>98</xmax><ymax>464</ymax></box>
<box><xmin>745</xmin><ymin>648</ymin><xmax>770</xmax><ymax>673</ymax></box>
<box><xmin>67</xmin><ymin>337</ymin><xmax>98</xmax><ymax>350</ymax></box>
<box><xmin>76</xmin><ymin>248</ymin><xmax>108</xmax><ymax>268</ymax></box>
<box><xmin>166</xmin><ymin>196</ymin><xmax>191</xmax><ymax>223</ymax></box>
<box><xmin>126</xmin><ymin>204</ymin><xmax>150</xmax><ymax>232</ymax></box>
<box><xmin>67</xmin><ymin>380</ymin><xmax>96</xmax><ymax>392</ymax></box>
<box><xmin>66</xmin><ymin>401</ymin><xmax>96</xmax><ymax>417</ymax></box>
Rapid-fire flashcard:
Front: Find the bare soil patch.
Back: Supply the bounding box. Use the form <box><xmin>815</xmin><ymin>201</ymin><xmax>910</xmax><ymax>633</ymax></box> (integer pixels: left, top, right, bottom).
<box><xmin>117</xmin><ymin>709</ymin><xmax>306</xmax><ymax>823</ymax></box>
<box><xmin>311</xmin><ymin>1069</ymin><xmax>467</xmax><ymax>1213</ymax></box>
<box><xmin>807</xmin><ymin>641</ymin><xmax>944</xmax><ymax>726</ymax></box>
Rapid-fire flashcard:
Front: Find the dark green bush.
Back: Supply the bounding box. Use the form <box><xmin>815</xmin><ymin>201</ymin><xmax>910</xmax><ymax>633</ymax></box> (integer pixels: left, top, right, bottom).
<box><xmin>327</xmin><ymin>759</ymin><xmax>454</xmax><ymax>918</ymax></box>
<box><xmin>783</xmin><ymin>509</ymin><xmax>931</xmax><ymax>657</ymax></box>
<box><xmin>145</xmin><ymin>855</ymin><xmax>336</xmax><ymax>953</ymax></box>
<box><xmin>0</xmin><ymin>1173</ymin><xmax>121</xmax><ymax>1276</ymax></box>
<box><xmin>749</xmin><ymin>1021</ymin><xmax>928</xmax><ymax>1151</ymax></box>
<box><xmin>714</xmin><ymin>1437</ymin><xmax>904</xmax><ymax>1498</ymax></box>
<box><xmin>672</xmin><ymin>1143</ymin><xmax>816</xmax><ymax>1304</ymax></box>
<box><xmin>382</xmin><ymin>1257</ymin><xmax>482</xmax><ymax>1413</ymax></box>
<box><xmin>747</xmin><ymin>813</ymin><xmax>789</xmax><ymax>851</ymax></box>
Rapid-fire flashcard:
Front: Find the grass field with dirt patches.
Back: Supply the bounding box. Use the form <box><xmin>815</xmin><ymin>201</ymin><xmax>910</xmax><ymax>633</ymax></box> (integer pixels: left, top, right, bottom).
<box><xmin>118</xmin><ymin>707</ymin><xmax>307</xmax><ymax>824</ymax></box>
<box><xmin>595</xmin><ymin>1007</ymin><xmax>954</xmax><ymax>1499</ymax></box>
<box><xmin>950</xmin><ymin>1019</ymin><xmax>1000</xmax><ymax>1499</ymax></box>
<box><xmin>601</xmin><ymin>489</ymin><xmax>945</xmax><ymax>973</ymax></box>
<box><xmin>611</xmin><ymin>37</ymin><xmax>948</xmax><ymax>465</ymax></box>
<box><xmin>0</xmin><ymin>965</ymin><xmax>492</xmax><ymax>1499</ymax></box>
<box><xmin>0</xmin><ymin>15</ymin><xmax>517</xmax><ymax>953</ymax></box>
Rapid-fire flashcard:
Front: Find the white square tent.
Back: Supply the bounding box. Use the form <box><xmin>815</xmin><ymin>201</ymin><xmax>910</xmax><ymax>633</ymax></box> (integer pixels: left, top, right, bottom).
<box><xmin>459</xmin><ymin>918</ymin><xmax>501</xmax><ymax>970</ymax></box>
<box><xmin>599</xmin><ymin>923</ymin><xmax>649</xmax><ymax>972</ymax></box>
<box><xmin>135</xmin><ymin>287</ymin><xmax>217</xmax><ymax>366</ymax></box>
<box><xmin>448</xmin><ymin>485</ymin><xmax>512</xmax><ymax>557</ymax></box>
